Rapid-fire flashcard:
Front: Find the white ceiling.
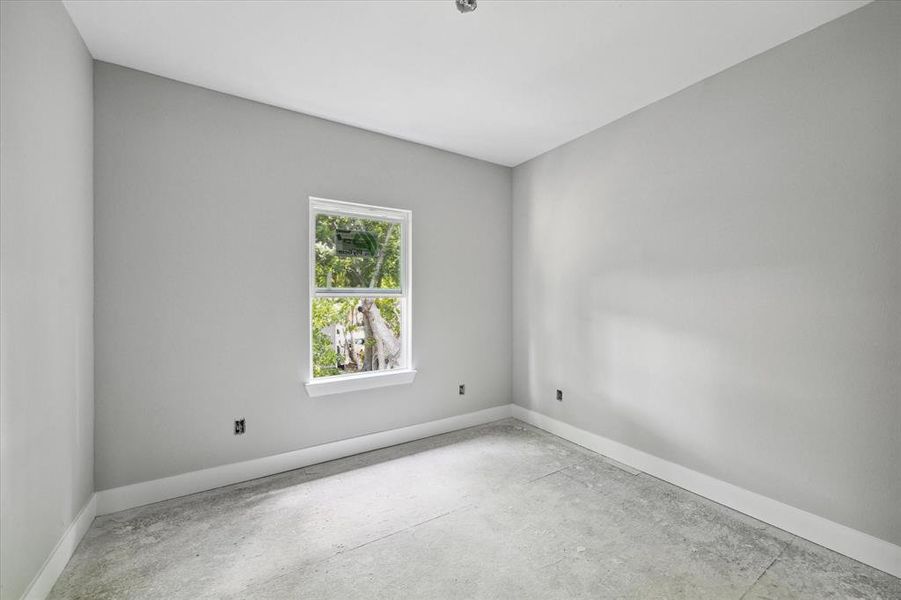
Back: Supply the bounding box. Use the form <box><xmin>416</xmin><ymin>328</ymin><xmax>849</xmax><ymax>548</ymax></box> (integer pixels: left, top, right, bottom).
<box><xmin>64</xmin><ymin>0</ymin><xmax>869</xmax><ymax>166</ymax></box>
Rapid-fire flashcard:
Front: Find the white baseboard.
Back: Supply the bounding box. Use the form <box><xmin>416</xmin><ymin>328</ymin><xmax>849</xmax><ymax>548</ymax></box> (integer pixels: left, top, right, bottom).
<box><xmin>511</xmin><ymin>405</ymin><xmax>901</xmax><ymax>578</ymax></box>
<box><xmin>21</xmin><ymin>493</ymin><xmax>97</xmax><ymax>600</ymax></box>
<box><xmin>42</xmin><ymin>402</ymin><xmax>898</xmax><ymax>599</ymax></box>
<box><xmin>96</xmin><ymin>404</ymin><xmax>513</xmax><ymax>516</ymax></box>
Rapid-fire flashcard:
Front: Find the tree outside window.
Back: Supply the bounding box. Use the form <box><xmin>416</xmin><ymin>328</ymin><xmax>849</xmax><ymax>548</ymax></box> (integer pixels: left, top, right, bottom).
<box><xmin>309</xmin><ymin>199</ymin><xmax>411</xmax><ymax>379</ymax></box>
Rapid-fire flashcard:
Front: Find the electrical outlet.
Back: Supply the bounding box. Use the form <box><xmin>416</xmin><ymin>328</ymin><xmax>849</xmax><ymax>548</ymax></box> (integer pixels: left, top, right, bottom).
<box><xmin>556</xmin><ymin>389</ymin><xmax>563</xmax><ymax>401</ymax></box>
<box><xmin>234</xmin><ymin>418</ymin><xmax>246</xmax><ymax>435</ymax></box>
<box><xmin>459</xmin><ymin>384</ymin><xmax>465</xmax><ymax>395</ymax></box>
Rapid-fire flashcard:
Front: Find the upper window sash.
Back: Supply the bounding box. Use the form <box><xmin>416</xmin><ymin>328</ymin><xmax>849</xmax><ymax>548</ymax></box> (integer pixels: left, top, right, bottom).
<box><xmin>310</xmin><ymin>197</ymin><xmax>410</xmax><ymax>296</ymax></box>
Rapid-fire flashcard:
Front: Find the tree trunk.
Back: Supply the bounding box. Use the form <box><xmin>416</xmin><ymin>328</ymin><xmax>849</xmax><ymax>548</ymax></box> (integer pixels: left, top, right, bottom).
<box><xmin>360</xmin><ymin>223</ymin><xmax>400</xmax><ymax>371</ymax></box>
<box><xmin>346</xmin><ymin>306</ymin><xmax>361</xmax><ymax>371</ymax></box>
<box><xmin>361</xmin><ymin>305</ymin><xmax>374</xmax><ymax>371</ymax></box>
<box><xmin>360</xmin><ymin>299</ymin><xmax>400</xmax><ymax>370</ymax></box>
<box><xmin>369</xmin><ymin>224</ymin><xmax>396</xmax><ymax>288</ymax></box>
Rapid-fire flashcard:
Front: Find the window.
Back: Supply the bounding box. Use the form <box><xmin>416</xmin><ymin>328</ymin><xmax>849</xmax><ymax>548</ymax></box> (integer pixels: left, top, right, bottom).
<box><xmin>305</xmin><ymin>197</ymin><xmax>414</xmax><ymax>396</ymax></box>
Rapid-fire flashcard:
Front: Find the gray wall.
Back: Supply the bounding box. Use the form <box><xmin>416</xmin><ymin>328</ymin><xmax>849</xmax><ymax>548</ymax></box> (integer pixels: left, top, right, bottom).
<box><xmin>0</xmin><ymin>2</ymin><xmax>94</xmax><ymax>598</ymax></box>
<box><xmin>512</xmin><ymin>0</ymin><xmax>900</xmax><ymax>546</ymax></box>
<box><xmin>94</xmin><ymin>63</ymin><xmax>512</xmax><ymax>491</ymax></box>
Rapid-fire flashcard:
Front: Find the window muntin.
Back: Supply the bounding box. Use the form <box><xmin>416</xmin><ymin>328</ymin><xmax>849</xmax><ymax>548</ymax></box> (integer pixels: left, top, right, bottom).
<box><xmin>309</xmin><ymin>198</ymin><xmax>411</xmax><ymax>381</ymax></box>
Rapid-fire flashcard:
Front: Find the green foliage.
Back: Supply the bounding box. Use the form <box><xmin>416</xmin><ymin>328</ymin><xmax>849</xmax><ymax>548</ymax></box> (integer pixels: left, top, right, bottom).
<box><xmin>311</xmin><ymin>297</ymin><xmax>402</xmax><ymax>377</ymax></box>
<box><xmin>312</xmin><ymin>329</ymin><xmax>341</xmax><ymax>377</ymax></box>
<box><xmin>374</xmin><ymin>297</ymin><xmax>401</xmax><ymax>337</ymax></box>
<box><xmin>311</xmin><ymin>297</ymin><xmax>355</xmax><ymax>377</ymax></box>
<box><xmin>315</xmin><ymin>214</ymin><xmax>400</xmax><ymax>289</ymax></box>
<box><xmin>312</xmin><ymin>213</ymin><xmax>403</xmax><ymax>378</ymax></box>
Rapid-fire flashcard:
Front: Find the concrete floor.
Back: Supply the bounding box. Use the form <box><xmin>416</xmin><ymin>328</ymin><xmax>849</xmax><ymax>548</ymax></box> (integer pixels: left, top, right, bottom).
<box><xmin>50</xmin><ymin>419</ymin><xmax>900</xmax><ymax>599</ymax></box>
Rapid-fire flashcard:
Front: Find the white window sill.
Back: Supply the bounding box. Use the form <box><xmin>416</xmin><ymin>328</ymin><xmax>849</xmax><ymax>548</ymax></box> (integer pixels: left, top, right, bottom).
<box><xmin>305</xmin><ymin>369</ymin><xmax>417</xmax><ymax>397</ymax></box>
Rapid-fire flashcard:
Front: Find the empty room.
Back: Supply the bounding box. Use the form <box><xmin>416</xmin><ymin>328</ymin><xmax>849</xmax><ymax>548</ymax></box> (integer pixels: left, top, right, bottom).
<box><xmin>1</xmin><ymin>0</ymin><xmax>899</xmax><ymax>598</ymax></box>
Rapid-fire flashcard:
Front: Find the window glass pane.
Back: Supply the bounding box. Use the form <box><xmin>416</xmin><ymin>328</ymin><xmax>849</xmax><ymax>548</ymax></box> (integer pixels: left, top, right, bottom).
<box><xmin>312</xmin><ymin>297</ymin><xmax>403</xmax><ymax>378</ymax></box>
<box><xmin>315</xmin><ymin>214</ymin><xmax>401</xmax><ymax>290</ymax></box>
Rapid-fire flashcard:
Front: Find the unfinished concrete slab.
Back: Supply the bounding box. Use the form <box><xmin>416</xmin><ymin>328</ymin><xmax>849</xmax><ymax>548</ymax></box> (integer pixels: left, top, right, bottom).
<box><xmin>49</xmin><ymin>420</ymin><xmax>900</xmax><ymax>599</ymax></box>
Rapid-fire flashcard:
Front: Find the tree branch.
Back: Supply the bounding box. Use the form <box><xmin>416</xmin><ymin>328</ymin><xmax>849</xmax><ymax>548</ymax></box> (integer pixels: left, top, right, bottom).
<box><xmin>369</xmin><ymin>224</ymin><xmax>397</xmax><ymax>288</ymax></box>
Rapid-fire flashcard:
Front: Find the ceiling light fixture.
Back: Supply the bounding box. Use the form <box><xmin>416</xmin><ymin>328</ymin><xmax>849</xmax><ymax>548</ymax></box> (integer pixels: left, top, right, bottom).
<box><xmin>455</xmin><ymin>0</ymin><xmax>477</xmax><ymax>14</ymax></box>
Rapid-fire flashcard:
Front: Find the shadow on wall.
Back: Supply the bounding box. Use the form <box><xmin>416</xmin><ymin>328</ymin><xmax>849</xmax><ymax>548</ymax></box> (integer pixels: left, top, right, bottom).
<box><xmin>522</xmin><ymin>251</ymin><xmax>898</xmax><ymax>530</ymax></box>
<box><xmin>516</xmin><ymin>154</ymin><xmax>898</xmax><ymax>541</ymax></box>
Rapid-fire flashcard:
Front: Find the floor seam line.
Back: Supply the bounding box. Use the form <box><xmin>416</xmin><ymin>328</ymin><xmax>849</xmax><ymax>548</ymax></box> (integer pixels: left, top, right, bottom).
<box><xmin>335</xmin><ymin>505</ymin><xmax>468</xmax><ymax>557</ymax></box>
<box><xmin>738</xmin><ymin>541</ymin><xmax>790</xmax><ymax>600</ymax></box>
<box><xmin>526</xmin><ymin>456</ymin><xmax>595</xmax><ymax>485</ymax></box>
<box><xmin>232</xmin><ymin>504</ymin><xmax>474</xmax><ymax>596</ymax></box>
<box><xmin>526</xmin><ymin>464</ymin><xmax>573</xmax><ymax>484</ymax></box>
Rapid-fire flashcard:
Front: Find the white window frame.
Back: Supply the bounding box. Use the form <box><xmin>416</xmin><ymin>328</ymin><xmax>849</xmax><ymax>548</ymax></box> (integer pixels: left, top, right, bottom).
<box><xmin>305</xmin><ymin>197</ymin><xmax>415</xmax><ymax>397</ymax></box>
